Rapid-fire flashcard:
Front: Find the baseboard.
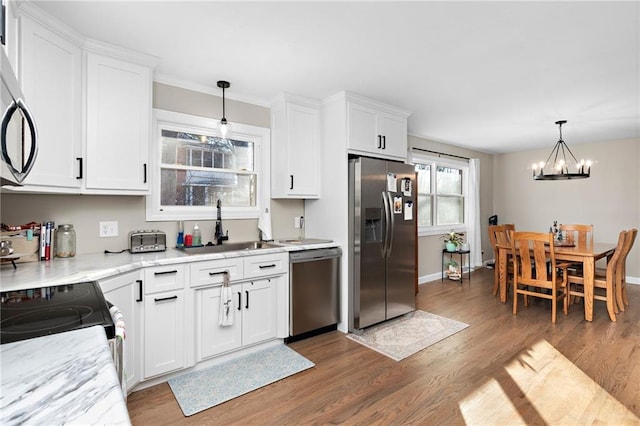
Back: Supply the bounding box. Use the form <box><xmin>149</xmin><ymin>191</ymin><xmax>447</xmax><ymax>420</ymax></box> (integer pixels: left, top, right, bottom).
<box><xmin>419</xmin><ymin>269</ymin><xmax>638</xmax><ymax>285</ymax></box>
<box><xmin>419</xmin><ymin>265</ymin><xmax>481</xmax><ymax>285</ymax></box>
<box><xmin>419</xmin><ymin>273</ymin><xmax>442</xmax><ymax>284</ymax></box>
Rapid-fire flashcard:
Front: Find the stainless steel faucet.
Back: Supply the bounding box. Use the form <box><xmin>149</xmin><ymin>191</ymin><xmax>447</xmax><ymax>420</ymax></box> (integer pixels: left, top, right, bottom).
<box><xmin>214</xmin><ymin>199</ymin><xmax>229</xmax><ymax>245</ymax></box>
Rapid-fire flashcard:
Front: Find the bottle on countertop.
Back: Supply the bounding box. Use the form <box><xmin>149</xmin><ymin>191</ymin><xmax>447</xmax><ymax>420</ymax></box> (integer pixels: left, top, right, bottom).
<box><xmin>176</xmin><ymin>221</ymin><xmax>184</xmax><ymax>248</ymax></box>
<box><xmin>193</xmin><ymin>224</ymin><xmax>201</xmax><ymax>246</ymax></box>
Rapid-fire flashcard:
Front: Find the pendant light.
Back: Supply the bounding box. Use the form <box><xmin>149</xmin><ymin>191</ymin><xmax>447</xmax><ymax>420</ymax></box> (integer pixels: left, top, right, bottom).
<box><xmin>532</xmin><ymin>120</ymin><xmax>591</xmax><ymax>180</ymax></box>
<box><xmin>217</xmin><ymin>80</ymin><xmax>231</xmax><ymax>138</ymax></box>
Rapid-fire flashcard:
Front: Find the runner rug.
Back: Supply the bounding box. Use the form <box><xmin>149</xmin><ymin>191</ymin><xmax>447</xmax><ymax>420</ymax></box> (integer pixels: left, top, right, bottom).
<box><xmin>346</xmin><ymin>310</ymin><xmax>469</xmax><ymax>361</ymax></box>
<box><xmin>168</xmin><ymin>344</ymin><xmax>314</xmax><ymax>416</ymax></box>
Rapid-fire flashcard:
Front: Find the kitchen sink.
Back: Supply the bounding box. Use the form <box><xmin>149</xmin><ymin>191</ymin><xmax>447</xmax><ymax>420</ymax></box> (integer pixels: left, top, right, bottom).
<box><xmin>176</xmin><ymin>241</ymin><xmax>280</xmax><ymax>255</ymax></box>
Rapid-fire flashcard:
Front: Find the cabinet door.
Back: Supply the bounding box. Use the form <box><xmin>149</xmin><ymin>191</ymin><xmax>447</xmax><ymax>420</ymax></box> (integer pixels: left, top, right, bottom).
<box><xmin>85</xmin><ymin>52</ymin><xmax>151</xmax><ymax>191</ymax></box>
<box><xmin>144</xmin><ymin>290</ymin><xmax>185</xmax><ymax>378</ymax></box>
<box><xmin>285</xmin><ymin>103</ymin><xmax>320</xmax><ymax>198</ymax></box>
<box><xmin>242</xmin><ymin>279</ymin><xmax>277</xmax><ymax>346</ymax></box>
<box><xmin>347</xmin><ymin>101</ymin><xmax>380</xmax><ymax>155</ymax></box>
<box><xmin>271</xmin><ymin>97</ymin><xmax>320</xmax><ymax>199</ymax></box>
<box><xmin>99</xmin><ymin>272</ymin><xmax>143</xmax><ymax>393</ymax></box>
<box><xmin>379</xmin><ymin>112</ymin><xmax>408</xmax><ymax>159</ymax></box>
<box><xmin>197</xmin><ymin>285</ymin><xmax>242</xmax><ymax>360</ymax></box>
<box><xmin>19</xmin><ymin>16</ymin><xmax>82</xmax><ymax>188</ymax></box>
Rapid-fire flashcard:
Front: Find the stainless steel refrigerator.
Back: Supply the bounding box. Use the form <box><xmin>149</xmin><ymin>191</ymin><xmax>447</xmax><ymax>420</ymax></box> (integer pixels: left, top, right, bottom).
<box><xmin>348</xmin><ymin>156</ymin><xmax>416</xmax><ymax>332</ymax></box>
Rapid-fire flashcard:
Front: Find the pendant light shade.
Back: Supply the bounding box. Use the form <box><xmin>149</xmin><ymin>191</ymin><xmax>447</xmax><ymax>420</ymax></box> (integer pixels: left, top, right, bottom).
<box><xmin>217</xmin><ymin>80</ymin><xmax>231</xmax><ymax>138</ymax></box>
<box><xmin>532</xmin><ymin>120</ymin><xmax>591</xmax><ymax>180</ymax></box>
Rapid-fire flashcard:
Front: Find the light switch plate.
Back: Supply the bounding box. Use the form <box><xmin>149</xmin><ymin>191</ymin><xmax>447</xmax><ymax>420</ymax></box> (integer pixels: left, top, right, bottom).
<box><xmin>99</xmin><ymin>221</ymin><xmax>118</xmax><ymax>237</ymax></box>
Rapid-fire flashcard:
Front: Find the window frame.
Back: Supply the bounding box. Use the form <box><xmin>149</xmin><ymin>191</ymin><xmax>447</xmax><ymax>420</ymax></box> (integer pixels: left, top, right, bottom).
<box><xmin>146</xmin><ymin>109</ymin><xmax>270</xmax><ymax>221</ymax></box>
<box><xmin>411</xmin><ymin>152</ymin><xmax>469</xmax><ymax>237</ymax></box>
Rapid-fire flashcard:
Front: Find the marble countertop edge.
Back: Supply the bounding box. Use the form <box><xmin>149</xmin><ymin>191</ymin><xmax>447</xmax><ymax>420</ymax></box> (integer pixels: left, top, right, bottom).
<box><xmin>0</xmin><ymin>241</ymin><xmax>341</xmax><ymax>292</ymax></box>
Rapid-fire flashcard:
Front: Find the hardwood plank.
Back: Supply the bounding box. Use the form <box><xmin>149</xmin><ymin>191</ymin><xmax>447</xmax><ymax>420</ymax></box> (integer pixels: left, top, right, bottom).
<box><xmin>127</xmin><ymin>267</ymin><xmax>640</xmax><ymax>424</ymax></box>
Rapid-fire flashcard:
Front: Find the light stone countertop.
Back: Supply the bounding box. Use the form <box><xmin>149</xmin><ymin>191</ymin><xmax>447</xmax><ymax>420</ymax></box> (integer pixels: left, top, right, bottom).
<box><xmin>0</xmin><ymin>325</ymin><xmax>130</xmax><ymax>426</ymax></box>
<box><xmin>0</xmin><ymin>240</ymin><xmax>341</xmax><ymax>292</ymax></box>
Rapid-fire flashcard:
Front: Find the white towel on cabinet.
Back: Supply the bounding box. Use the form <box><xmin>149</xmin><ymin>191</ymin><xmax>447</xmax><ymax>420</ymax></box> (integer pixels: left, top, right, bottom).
<box><xmin>218</xmin><ymin>271</ymin><xmax>234</xmax><ymax>326</ymax></box>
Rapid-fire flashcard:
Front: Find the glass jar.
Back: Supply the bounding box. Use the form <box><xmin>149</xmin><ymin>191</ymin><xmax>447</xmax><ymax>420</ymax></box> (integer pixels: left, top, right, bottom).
<box><xmin>55</xmin><ymin>224</ymin><xmax>76</xmax><ymax>258</ymax></box>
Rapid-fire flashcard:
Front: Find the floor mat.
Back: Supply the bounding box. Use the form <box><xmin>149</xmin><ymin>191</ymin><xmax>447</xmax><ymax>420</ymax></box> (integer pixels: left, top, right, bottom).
<box><xmin>168</xmin><ymin>344</ymin><xmax>314</xmax><ymax>416</ymax></box>
<box><xmin>346</xmin><ymin>310</ymin><xmax>469</xmax><ymax>361</ymax></box>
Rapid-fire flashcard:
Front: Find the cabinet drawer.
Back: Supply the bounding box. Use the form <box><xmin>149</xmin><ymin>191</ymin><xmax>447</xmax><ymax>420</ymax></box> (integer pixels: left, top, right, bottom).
<box><xmin>244</xmin><ymin>253</ymin><xmax>287</xmax><ymax>279</ymax></box>
<box><xmin>190</xmin><ymin>258</ymin><xmax>244</xmax><ymax>288</ymax></box>
<box><xmin>144</xmin><ymin>265</ymin><xmax>185</xmax><ymax>294</ymax></box>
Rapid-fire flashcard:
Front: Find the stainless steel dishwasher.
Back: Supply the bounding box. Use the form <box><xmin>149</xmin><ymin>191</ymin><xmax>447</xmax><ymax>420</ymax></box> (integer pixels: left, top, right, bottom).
<box><xmin>288</xmin><ymin>247</ymin><xmax>341</xmax><ymax>342</ymax></box>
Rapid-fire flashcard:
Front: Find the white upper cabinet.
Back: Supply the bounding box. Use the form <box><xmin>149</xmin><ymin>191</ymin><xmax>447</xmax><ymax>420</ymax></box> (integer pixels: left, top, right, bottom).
<box><xmin>3</xmin><ymin>4</ymin><xmax>156</xmax><ymax>195</ymax></box>
<box><xmin>346</xmin><ymin>93</ymin><xmax>410</xmax><ymax>161</ymax></box>
<box><xmin>85</xmin><ymin>46</ymin><xmax>153</xmax><ymax>192</ymax></box>
<box><xmin>270</xmin><ymin>93</ymin><xmax>321</xmax><ymax>199</ymax></box>
<box><xmin>18</xmin><ymin>11</ymin><xmax>83</xmax><ymax>189</ymax></box>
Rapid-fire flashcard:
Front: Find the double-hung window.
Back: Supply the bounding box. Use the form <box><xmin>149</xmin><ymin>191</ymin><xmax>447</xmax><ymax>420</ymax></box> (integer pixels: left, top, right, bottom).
<box><xmin>146</xmin><ymin>109</ymin><xmax>270</xmax><ymax>221</ymax></box>
<box><xmin>413</xmin><ymin>153</ymin><xmax>468</xmax><ymax>236</ymax></box>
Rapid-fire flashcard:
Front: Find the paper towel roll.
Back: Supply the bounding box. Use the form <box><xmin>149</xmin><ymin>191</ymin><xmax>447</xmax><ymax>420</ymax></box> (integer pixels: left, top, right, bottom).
<box><xmin>258</xmin><ymin>208</ymin><xmax>273</xmax><ymax>240</ymax></box>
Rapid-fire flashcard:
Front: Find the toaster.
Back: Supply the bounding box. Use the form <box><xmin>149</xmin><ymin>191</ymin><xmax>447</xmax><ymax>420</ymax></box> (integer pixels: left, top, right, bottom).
<box><xmin>129</xmin><ymin>230</ymin><xmax>166</xmax><ymax>253</ymax></box>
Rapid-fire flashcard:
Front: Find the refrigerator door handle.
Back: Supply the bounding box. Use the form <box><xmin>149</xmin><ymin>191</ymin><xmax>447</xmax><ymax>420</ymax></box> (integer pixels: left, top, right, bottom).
<box><xmin>382</xmin><ymin>191</ymin><xmax>393</xmax><ymax>258</ymax></box>
<box><xmin>387</xmin><ymin>192</ymin><xmax>395</xmax><ymax>257</ymax></box>
<box><xmin>382</xmin><ymin>191</ymin><xmax>390</xmax><ymax>258</ymax></box>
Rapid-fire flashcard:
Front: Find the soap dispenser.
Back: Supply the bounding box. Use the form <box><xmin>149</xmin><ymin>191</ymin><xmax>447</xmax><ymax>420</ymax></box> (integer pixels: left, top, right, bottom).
<box><xmin>193</xmin><ymin>224</ymin><xmax>202</xmax><ymax>246</ymax></box>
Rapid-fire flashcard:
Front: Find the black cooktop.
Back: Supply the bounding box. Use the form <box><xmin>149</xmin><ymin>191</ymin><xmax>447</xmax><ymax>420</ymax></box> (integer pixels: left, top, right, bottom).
<box><xmin>0</xmin><ymin>281</ymin><xmax>115</xmax><ymax>344</ymax></box>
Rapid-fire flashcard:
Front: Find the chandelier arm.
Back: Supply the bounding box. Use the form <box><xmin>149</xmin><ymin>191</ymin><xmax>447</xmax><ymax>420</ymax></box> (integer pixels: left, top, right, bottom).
<box><xmin>560</xmin><ymin>141</ymin><xmax>580</xmax><ymax>165</ymax></box>
<box><xmin>543</xmin><ymin>142</ymin><xmax>561</xmax><ymax>173</ymax></box>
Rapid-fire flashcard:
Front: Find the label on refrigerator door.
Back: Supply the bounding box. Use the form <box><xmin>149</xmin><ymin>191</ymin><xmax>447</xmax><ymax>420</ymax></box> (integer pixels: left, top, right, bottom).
<box><xmin>404</xmin><ymin>201</ymin><xmax>413</xmax><ymax>220</ymax></box>
<box><xmin>387</xmin><ymin>173</ymin><xmax>397</xmax><ymax>192</ymax></box>
<box><xmin>402</xmin><ymin>178</ymin><xmax>412</xmax><ymax>196</ymax></box>
<box><xmin>393</xmin><ymin>196</ymin><xmax>403</xmax><ymax>214</ymax></box>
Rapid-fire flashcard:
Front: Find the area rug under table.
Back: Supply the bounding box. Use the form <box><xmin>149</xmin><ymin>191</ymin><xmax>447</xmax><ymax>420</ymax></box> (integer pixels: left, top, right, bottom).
<box><xmin>168</xmin><ymin>344</ymin><xmax>314</xmax><ymax>416</ymax></box>
<box><xmin>346</xmin><ymin>310</ymin><xmax>469</xmax><ymax>361</ymax></box>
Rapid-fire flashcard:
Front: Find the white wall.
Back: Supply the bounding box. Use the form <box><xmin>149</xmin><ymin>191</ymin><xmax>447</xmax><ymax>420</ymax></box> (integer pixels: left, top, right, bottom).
<box><xmin>493</xmin><ymin>138</ymin><xmax>640</xmax><ymax>278</ymax></box>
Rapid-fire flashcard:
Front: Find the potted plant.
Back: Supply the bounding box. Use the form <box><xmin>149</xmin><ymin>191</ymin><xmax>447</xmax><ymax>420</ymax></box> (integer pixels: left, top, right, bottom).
<box><xmin>443</xmin><ymin>231</ymin><xmax>464</xmax><ymax>252</ymax></box>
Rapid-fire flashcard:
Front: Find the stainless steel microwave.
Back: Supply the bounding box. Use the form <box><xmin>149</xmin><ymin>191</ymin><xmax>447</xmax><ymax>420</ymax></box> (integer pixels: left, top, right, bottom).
<box><xmin>1</xmin><ymin>47</ymin><xmax>38</xmax><ymax>185</ymax></box>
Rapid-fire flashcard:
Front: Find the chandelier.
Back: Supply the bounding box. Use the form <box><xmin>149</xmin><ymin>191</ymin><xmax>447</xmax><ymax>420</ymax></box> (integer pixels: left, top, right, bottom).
<box><xmin>532</xmin><ymin>120</ymin><xmax>591</xmax><ymax>180</ymax></box>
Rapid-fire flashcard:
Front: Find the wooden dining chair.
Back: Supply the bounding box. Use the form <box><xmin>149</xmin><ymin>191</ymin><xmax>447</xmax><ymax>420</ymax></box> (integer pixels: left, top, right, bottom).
<box><xmin>615</xmin><ymin>228</ymin><xmax>637</xmax><ymax>312</ymax></box>
<box><xmin>488</xmin><ymin>224</ymin><xmax>515</xmax><ymax>296</ymax></box>
<box><xmin>559</xmin><ymin>224</ymin><xmax>594</xmax><ymax>273</ymax></box>
<box><xmin>559</xmin><ymin>224</ymin><xmax>594</xmax><ymax>245</ymax></box>
<box><xmin>567</xmin><ymin>230</ymin><xmax>627</xmax><ymax>322</ymax></box>
<box><xmin>511</xmin><ymin>231</ymin><xmax>569</xmax><ymax>324</ymax></box>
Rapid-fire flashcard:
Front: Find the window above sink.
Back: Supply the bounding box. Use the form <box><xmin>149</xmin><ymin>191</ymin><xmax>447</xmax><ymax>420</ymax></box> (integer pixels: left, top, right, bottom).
<box><xmin>146</xmin><ymin>109</ymin><xmax>271</xmax><ymax>221</ymax></box>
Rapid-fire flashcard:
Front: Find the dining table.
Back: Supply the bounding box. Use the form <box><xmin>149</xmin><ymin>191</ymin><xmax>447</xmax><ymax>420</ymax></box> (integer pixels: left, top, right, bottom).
<box><xmin>496</xmin><ymin>241</ymin><xmax>617</xmax><ymax>321</ymax></box>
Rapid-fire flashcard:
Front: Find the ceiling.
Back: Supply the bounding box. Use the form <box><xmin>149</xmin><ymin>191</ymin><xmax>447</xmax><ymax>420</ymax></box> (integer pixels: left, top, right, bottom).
<box><xmin>32</xmin><ymin>1</ymin><xmax>640</xmax><ymax>154</ymax></box>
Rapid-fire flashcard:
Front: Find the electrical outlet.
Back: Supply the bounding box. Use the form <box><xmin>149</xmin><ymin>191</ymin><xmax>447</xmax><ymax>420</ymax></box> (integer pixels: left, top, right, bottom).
<box><xmin>294</xmin><ymin>216</ymin><xmax>301</xmax><ymax>229</ymax></box>
<box><xmin>99</xmin><ymin>221</ymin><xmax>118</xmax><ymax>237</ymax></box>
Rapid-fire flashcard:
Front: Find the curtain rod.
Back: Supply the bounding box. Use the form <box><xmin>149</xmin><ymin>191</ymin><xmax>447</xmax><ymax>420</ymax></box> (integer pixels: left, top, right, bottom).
<box><xmin>411</xmin><ymin>147</ymin><xmax>470</xmax><ymax>161</ymax></box>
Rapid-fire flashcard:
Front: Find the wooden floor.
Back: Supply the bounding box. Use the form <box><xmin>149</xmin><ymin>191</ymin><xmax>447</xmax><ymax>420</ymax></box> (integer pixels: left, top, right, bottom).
<box><xmin>127</xmin><ymin>267</ymin><xmax>640</xmax><ymax>425</ymax></box>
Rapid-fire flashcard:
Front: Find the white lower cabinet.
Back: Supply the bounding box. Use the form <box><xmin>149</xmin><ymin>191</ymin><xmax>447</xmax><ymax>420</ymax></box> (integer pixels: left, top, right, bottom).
<box><xmin>197</xmin><ymin>278</ymin><xmax>278</xmax><ymax>361</ymax></box>
<box><xmin>143</xmin><ymin>265</ymin><xmax>186</xmax><ymax>378</ymax></box>
<box><xmin>242</xmin><ymin>279</ymin><xmax>278</xmax><ymax>345</ymax></box>
<box><xmin>99</xmin><ymin>271</ymin><xmax>143</xmax><ymax>393</ymax></box>
<box><xmin>144</xmin><ymin>289</ymin><xmax>185</xmax><ymax>378</ymax></box>
<box><xmin>197</xmin><ymin>284</ymin><xmax>242</xmax><ymax>359</ymax></box>
<box><xmin>98</xmin><ymin>252</ymin><xmax>287</xmax><ymax>390</ymax></box>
